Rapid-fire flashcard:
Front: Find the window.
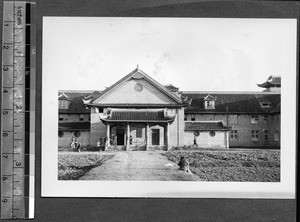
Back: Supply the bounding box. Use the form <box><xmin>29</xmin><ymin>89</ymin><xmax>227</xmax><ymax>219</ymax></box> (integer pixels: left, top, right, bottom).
<box><xmin>274</xmin><ymin>130</ymin><xmax>280</xmax><ymax>141</ymax></box>
<box><xmin>205</xmin><ymin>101</ymin><xmax>215</xmax><ymax>109</ymax></box>
<box><xmin>136</xmin><ymin>127</ymin><xmax>142</xmax><ymax>138</ymax></box>
<box><xmin>184</xmin><ymin>115</ymin><xmax>187</xmax><ymax>121</ymax></box>
<box><xmin>264</xmin><ymin>130</ymin><xmax>269</xmax><ymax>141</ymax></box>
<box><xmin>134</xmin><ymin>83</ymin><xmax>143</xmax><ymax>92</ymax></box>
<box><xmin>251</xmin><ymin>130</ymin><xmax>259</xmax><ymax>141</ymax></box>
<box><xmin>191</xmin><ymin>115</ymin><xmax>195</xmax><ymax>121</ymax></box>
<box><xmin>58</xmin><ymin>131</ymin><xmax>64</xmax><ymax>137</ymax></box>
<box><xmin>229</xmin><ymin>115</ymin><xmax>238</xmax><ymax>124</ymax></box>
<box><xmin>209</xmin><ymin>131</ymin><xmax>215</xmax><ymax>137</ymax></box>
<box><xmin>169</xmin><ymin>109</ymin><xmax>176</xmax><ymax>114</ymax></box>
<box><xmin>264</xmin><ymin>115</ymin><xmax>268</xmax><ymax>124</ymax></box>
<box><xmin>59</xmin><ymin>115</ymin><xmax>64</xmax><ymax>121</ymax></box>
<box><xmin>74</xmin><ymin>131</ymin><xmax>81</xmax><ymax>137</ymax></box>
<box><xmin>79</xmin><ymin>114</ymin><xmax>84</xmax><ymax>121</ymax></box>
<box><xmin>230</xmin><ymin>130</ymin><xmax>238</xmax><ymax>141</ymax></box>
<box><xmin>250</xmin><ymin>115</ymin><xmax>259</xmax><ymax>124</ymax></box>
<box><xmin>261</xmin><ymin>102</ymin><xmax>271</xmax><ymax>108</ymax></box>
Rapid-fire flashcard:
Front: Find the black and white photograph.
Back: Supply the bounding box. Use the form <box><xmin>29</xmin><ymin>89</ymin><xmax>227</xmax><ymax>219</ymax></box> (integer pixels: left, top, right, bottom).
<box><xmin>42</xmin><ymin>17</ymin><xmax>296</xmax><ymax>197</ymax></box>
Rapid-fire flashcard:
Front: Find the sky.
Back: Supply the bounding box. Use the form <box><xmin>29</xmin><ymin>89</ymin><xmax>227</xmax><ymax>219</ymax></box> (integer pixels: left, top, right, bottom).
<box><xmin>43</xmin><ymin>17</ymin><xmax>296</xmax><ymax>92</ymax></box>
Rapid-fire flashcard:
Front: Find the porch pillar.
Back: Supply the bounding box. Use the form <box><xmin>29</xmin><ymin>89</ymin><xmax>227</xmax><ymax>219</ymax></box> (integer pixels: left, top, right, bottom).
<box><xmin>165</xmin><ymin>122</ymin><xmax>170</xmax><ymax>150</ymax></box>
<box><xmin>146</xmin><ymin>123</ymin><xmax>150</xmax><ymax>150</ymax></box>
<box><xmin>105</xmin><ymin>123</ymin><xmax>110</xmax><ymax>148</ymax></box>
<box><xmin>226</xmin><ymin>131</ymin><xmax>229</xmax><ymax>149</ymax></box>
<box><xmin>126</xmin><ymin>123</ymin><xmax>130</xmax><ymax>151</ymax></box>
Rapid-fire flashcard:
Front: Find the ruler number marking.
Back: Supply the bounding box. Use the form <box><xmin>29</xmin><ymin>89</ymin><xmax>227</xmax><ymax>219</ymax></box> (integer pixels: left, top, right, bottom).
<box><xmin>2</xmin><ymin>1</ymin><xmax>36</xmax><ymax>219</ymax></box>
<box><xmin>3</xmin><ymin>45</ymin><xmax>10</xmax><ymax>50</ymax></box>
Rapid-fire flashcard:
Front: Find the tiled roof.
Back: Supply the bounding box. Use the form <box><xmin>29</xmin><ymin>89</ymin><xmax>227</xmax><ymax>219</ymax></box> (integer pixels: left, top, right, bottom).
<box><xmin>185</xmin><ymin>121</ymin><xmax>231</xmax><ymax>131</ymax></box>
<box><xmin>100</xmin><ymin>109</ymin><xmax>175</xmax><ymax>123</ymax></box>
<box><xmin>58</xmin><ymin>92</ymin><xmax>70</xmax><ymax>100</ymax></box>
<box><xmin>164</xmin><ymin>84</ymin><xmax>179</xmax><ymax>92</ymax></box>
<box><xmin>257</xmin><ymin>75</ymin><xmax>281</xmax><ymax>88</ymax></box>
<box><xmin>58</xmin><ymin>122</ymin><xmax>90</xmax><ymax>131</ymax></box>
<box><xmin>59</xmin><ymin>92</ymin><xmax>93</xmax><ymax>114</ymax></box>
<box><xmin>182</xmin><ymin>92</ymin><xmax>280</xmax><ymax>114</ymax></box>
<box><xmin>271</xmin><ymin>102</ymin><xmax>281</xmax><ymax>113</ymax></box>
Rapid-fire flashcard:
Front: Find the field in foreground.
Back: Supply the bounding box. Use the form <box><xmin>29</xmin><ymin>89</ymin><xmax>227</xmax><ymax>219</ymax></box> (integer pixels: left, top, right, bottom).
<box><xmin>58</xmin><ymin>153</ymin><xmax>113</xmax><ymax>180</ymax></box>
<box><xmin>162</xmin><ymin>150</ymin><xmax>280</xmax><ymax>182</ymax></box>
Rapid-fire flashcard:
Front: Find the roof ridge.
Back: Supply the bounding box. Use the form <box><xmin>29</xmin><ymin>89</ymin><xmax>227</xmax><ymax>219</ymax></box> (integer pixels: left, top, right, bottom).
<box><xmin>88</xmin><ymin>67</ymin><xmax>183</xmax><ymax>104</ymax></box>
<box><xmin>182</xmin><ymin>91</ymin><xmax>280</xmax><ymax>94</ymax></box>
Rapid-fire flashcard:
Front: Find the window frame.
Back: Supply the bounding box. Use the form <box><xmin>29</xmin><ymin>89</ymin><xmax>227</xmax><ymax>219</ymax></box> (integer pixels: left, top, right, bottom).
<box><xmin>191</xmin><ymin>114</ymin><xmax>196</xmax><ymax>121</ymax></box>
<box><xmin>205</xmin><ymin>100</ymin><xmax>215</xmax><ymax>109</ymax></box>
<box><xmin>264</xmin><ymin>130</ymin><xmax>269</xmax><ymax>141</ymax></box>
<box><xmin>59</xmin><ymin>114</ymin><xmax>64</xmax><ymax>122</ymax></box>
<box><xmin>79</xmin><ymin>114</ymin><xmax>85</xmax><ymax>121</ymax></box>
<box><xmin>274</xmin><ymin>130</ymin><xmax>280</xmax><ymax>141</ymax></box>
<box><xmin>250</xmin><ymin>115</ymin><xmax>259</xmax><ymax>124</ymax></box>
<box><xmin>251</xmin><ymin>130</ymin><xmax>260</xmax><ymax>141</ymax></box>
<box><xmin>229</xmin><ymin>115</ymin><xmax>238</xmax><ymax>124</ymax></box>
<box><xmin>136</xmin><ymin>127</ymin><xmax>142</xmax><ymax>138</ymax></box>
<box><xmin>230</xmin><ymin>130</ymin><xmax>238</xmax><ymax>141</ymax></box>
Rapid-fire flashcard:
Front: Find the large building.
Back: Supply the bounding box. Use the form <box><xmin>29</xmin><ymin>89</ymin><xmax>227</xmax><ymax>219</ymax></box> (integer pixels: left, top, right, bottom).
<box><xmin>58</xmin><ymin>68</ymin><xmax>280</xmax><ymax>151</ymax></box>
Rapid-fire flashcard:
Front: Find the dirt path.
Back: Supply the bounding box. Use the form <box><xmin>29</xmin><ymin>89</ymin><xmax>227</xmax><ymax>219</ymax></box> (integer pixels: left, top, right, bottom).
<box><xmin>79</xmin><ymin>151</ymin><xmax>200</xmax><ymax>181</ymax></box>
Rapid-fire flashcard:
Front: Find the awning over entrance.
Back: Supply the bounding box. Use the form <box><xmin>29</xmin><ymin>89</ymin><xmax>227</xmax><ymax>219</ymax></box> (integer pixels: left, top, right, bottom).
<box><xmin>184</xmin><ymin>121</ymin><xmax>231</xmax><ymax>131</ymax></box>
<box><xmin>100</xmin><ymin>109</ymin><xmax>176</xmax><ymax>123</ymax></box>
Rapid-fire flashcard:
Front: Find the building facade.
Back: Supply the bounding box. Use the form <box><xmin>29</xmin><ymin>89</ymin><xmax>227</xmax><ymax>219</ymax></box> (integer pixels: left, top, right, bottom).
<box><xmin>58</xmin><ymin>69</ymin><xmax>280</xmax><ymax>150</ymax></box>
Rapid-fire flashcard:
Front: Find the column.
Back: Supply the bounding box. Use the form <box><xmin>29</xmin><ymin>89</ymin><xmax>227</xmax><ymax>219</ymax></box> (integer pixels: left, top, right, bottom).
<box><xmin>226</xmin><ymin>131</ymin><xmax>229</xmax><ymax>149</ymax></box>
<box><xmin>146</xmin><ymin>123</ymin><xmax>150</xmax><ymax>150</ymax></box>
<box><xmin>165</xmin><ymin>122</ymin><xmax>169</xmax><ymax>150</ymax></box>
<box><xmin>105</xmin><ymin>123</ymin><xmax>110</xmax><ymax>148</ymax></box>
<box><xmin>126</xmin><ymin>123</ymin><xmax>130</xmax><ymax>151</ymax></box>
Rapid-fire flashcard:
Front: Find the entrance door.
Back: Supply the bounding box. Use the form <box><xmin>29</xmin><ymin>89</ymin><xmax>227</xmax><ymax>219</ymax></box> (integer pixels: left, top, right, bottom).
<box><xmin>116</xmin><ymin>129</ymin><xmax>125</xmax><ymax>145</ymax></box>
<box><xmin>152</xmin><ymin>129</ymin><xmax>160</xmax><ymax>145</ymax></box>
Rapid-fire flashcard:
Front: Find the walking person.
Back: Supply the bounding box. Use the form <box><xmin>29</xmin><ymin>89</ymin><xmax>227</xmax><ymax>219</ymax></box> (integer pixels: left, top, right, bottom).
<box><xmin>193</xmin><ymin>136</ymin><xmax>198</xmax><ymax>148</ymax></box>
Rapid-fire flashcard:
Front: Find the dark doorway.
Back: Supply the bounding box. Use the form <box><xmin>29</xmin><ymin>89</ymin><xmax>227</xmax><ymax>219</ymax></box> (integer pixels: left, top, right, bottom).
<box><xmin>116</xmin><ymin>128</ymin><xmax>125</xmax><ymax>145</ymax></box>
<box><xmin>152</xmin><ymin>129</ymin><xmax>160</xmax><ymax>145</ymax></box>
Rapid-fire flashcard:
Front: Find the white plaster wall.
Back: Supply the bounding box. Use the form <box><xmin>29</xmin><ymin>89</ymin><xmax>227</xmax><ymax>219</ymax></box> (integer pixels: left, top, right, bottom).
<box><xmin>58</xmin><ymin>131</ymin><xmax>90</xmax><ymax>148</ymax></box>
<box><xmin>184</xmin><ymin>131</ymin><xmax>227</xmax><ymax>148</ymax></box>
<box><xmin>93</xmin><ymin>78</ymin><xmax>177</xmax><ymax>105</ymax></box>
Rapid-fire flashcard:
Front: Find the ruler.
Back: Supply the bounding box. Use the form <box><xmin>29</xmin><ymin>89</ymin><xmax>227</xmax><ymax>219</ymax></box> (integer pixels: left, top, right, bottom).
<box><xmin>1</xmin><ymin>1</ymin><xmax>35</xmax><ymax>219</ymax></box>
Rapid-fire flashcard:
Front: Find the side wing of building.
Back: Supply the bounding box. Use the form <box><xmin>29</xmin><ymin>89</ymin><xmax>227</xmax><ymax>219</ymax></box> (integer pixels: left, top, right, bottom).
<box><xmin>182</xmin><ymin>91</ymin><xmax>281</xmax><ymax>149</ymax></box>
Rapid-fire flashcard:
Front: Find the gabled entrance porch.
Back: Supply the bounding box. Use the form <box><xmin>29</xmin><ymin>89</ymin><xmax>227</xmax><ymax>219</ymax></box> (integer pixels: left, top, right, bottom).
<box><xmin>100</xmin><ymin>109</ymin><xmax>175</xmax><ymax>151</ymax></box>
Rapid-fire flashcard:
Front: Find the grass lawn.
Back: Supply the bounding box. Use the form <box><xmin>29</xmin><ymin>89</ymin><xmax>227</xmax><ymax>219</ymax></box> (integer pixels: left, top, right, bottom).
<box><xmin>162</xmin><ymin>149</ymin><xmax>280</xmax><ymax>182</ymax></box>
<box><xmin>58</xmin><ymin>153</ymin><xmax>113</xmax><ymax>180</ymax></box>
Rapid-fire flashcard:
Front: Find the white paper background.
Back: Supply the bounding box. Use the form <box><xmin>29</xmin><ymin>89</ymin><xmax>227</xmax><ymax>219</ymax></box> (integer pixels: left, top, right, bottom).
<box><xmin>42</xmin><ymin>17</ymin><xmax>296</xmax><ymax>198</ymax></box>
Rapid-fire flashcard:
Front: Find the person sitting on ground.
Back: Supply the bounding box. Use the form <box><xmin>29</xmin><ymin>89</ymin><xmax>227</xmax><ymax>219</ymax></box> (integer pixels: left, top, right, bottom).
<box><xmin>178</xmin><ymin>156</ymin><xmax>192</xmax><ymax>174</ymax></box>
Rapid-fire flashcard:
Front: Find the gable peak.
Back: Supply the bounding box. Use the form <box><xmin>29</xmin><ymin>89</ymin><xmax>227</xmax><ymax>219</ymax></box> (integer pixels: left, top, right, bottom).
<box><xmin>203</xmin><ymin>94</ymin><xmax>217</xmax><ymax>101</ymax></box>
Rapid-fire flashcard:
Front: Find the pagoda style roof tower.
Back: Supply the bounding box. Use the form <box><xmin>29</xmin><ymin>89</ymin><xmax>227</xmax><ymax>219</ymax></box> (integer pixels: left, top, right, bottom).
<box><xmin>257</xmin><ymin>75</ymin><xmax>281</xmax><ymax>92</ymax></box>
